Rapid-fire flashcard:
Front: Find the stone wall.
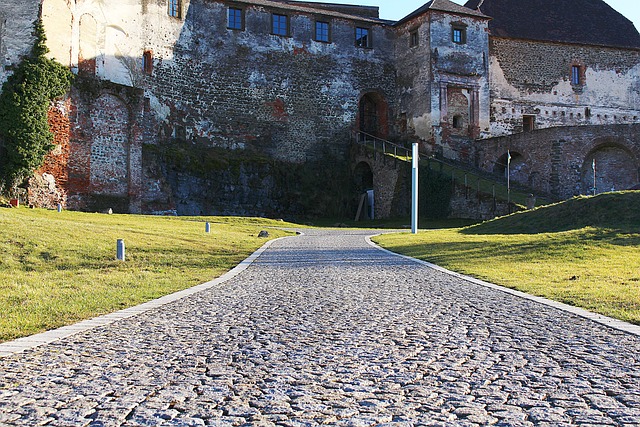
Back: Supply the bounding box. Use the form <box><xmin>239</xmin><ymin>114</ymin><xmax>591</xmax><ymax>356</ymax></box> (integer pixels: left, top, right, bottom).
<box><xmin>394</xmin><ymin>10</ymin><xmax>491</xmax><ymax>157</ymax></box>
<box><xmin>352</xmin><ymin>144</ymin><xmax>410</xmax><ymax>219</ymax></box>
<box><xmin>476</xmin><ymin>124</ymin><xmax>640</xmax><ymax>199</ymax></box>
<box><xmin>148</xmin><ymin>0</ymin><xmax>396</xmax><ymax>162</ymax></box>
<box><xmin>65</xmin><ymin>81</ymin><xmax>146</xmax><ymax>213</ymax></box>
<box><xmin>489</xmin><ymin>37</ymin><xmax>640</xmax><ymax>136</ymax></box>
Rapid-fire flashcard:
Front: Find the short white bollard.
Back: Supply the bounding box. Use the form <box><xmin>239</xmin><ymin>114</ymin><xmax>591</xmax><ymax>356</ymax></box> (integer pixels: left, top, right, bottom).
<box><xmin>205</xmin><ymin>222</ymin><xmax>211</xmax><ymax>233</ymax></box>
<box><xmin>116</xmin><ymin>239</ymin><xmax>125</xmax><ymax>261</ymax></box>
<box><xmin>57</xmin><ymin>203</ymin><xmax>62</xmax><ymax>213</ymax></box>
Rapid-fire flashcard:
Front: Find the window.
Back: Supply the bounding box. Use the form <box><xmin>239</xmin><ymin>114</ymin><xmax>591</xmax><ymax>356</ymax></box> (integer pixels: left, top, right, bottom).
<box><xmin>410</xmin><ymin>30</ymin><xmax>419</xmax><ymax>48</ymax></box>
<box><xmin>168</xmin><ymin>0</ymin><xmax>181</xmax><ymax>18</ymax></box>
<box><xmin>228</xmin><ymin>7</ymin><xmax>244</xmax><ymax>30</ymax></box>
<box><xmin>452</xmin><ymin>24</ymin><xmax>466</xmax><ymax>44</ymax></box>
<box><xmin>272</xmin><ymin>14</ymin><xmax>288</xmax><ymax>36</ymax></box>
<box><xmin>356</xmin><ymin>27</ymin><xmax>371</xmax><ymax>48</ymax></box>
<box><xmin>142</xmin><ymin>50</ymin><xmax>153</xmax><ymax>75</ymax></box>
<box><xmin>315</xmin><ymin>21</ymin><xmax>330</xmax><ymax>43</ymax></box>
<box><xmin>523</xmin><ymin>115</ymin><xmax>535</xmax><ymax>132</ymax></box>
<box><xmin>452</xmin><ymin>115</ymin><xmax>463</xmax><ymax>129</ymax></box>
<box><xmin>571</xmin><ymin>65</ymin><xmax>582</xmax><ymax>85</ymax></box>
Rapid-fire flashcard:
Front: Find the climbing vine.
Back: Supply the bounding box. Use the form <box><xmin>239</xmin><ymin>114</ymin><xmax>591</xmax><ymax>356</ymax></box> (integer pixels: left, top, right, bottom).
<box><xmin>0</xmin><ymin>19</ymin><xmax>73</xmax><ymax>193</ymax></box>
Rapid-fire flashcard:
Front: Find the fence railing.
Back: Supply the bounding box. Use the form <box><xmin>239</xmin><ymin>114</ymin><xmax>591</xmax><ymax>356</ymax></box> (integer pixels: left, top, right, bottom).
<box><xmin>354</xmin><ymin>131</ymin><xmax>411</xmax><ymax>162</ymax></box>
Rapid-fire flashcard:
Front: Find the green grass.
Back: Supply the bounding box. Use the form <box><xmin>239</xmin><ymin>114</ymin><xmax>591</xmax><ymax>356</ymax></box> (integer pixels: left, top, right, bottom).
<box><xmin>374</xmin><ymin>191</ymin><xmax>640</xmax><ymax>325</ymax></box>
<box><xmin>0</xmin><ymin>208</ymin><xmax>297</xmax><ymax>342</ymax></box>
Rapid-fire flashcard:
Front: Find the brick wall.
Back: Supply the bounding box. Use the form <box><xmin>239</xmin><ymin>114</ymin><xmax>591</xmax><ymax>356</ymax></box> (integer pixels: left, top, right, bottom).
<box><xmin>27</xmin><ymin>100</ymin><xmax>72</xmax><ymax>209</ymax></box>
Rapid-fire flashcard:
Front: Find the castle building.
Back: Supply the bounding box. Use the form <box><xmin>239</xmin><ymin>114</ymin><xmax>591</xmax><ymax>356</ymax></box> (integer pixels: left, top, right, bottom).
<box><xmin>1</xmin><ymin>0</ymin><xmax>639</xmax><ymax>217</ymax></box>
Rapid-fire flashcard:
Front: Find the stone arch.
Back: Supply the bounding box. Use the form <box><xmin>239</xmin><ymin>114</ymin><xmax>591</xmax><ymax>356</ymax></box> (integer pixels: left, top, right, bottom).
<box><xmin>90</xmin><ymin>94</ymin><xmax>129</xmax><ymax>197</ymax></box>
<box><xmin>494</xmin><ymin>151</ymin><xmax>530</xmax><ymax>186</ymax></box>
<box><xmin>353</xmin><ymin>161</ymin><xmax>374</xmax><ymax>192</ymax></box>
<box><xmin>581</xmin><ymin>143</ymin><xmax>639</xmax><ymax>194</ymax></box>
<box><xmin>357</xmin><ymin>91</ymin><xmax>389</xmax><ymax>138</ymax></box>
<box><xmin>42</xmin><ymin>0</ymin><xmax>73</xmax><ymax>66</ymax></box>
<box><xmin>79</xmin><ymin>14</ymin><xmax>98</xmax><ymax>75</ymax></box>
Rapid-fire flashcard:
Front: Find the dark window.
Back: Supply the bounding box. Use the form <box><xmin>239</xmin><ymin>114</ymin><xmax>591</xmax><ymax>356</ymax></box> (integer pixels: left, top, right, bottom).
<box><xmin>452</xmin><ymin>115</ymin><xmax>463</xmax><ymax>129</ymax></box>
<box><xmin>356</xmin><ymin>27</ymin><xmax>371</xmax><ymax>48</ymax></box>
<box><xmin>410</xmin><ymin>30</ymin><xmax>419</xmax><ymax>48</ymax></box>
<box><xmin>585</xmin><ymin>107</ymin><xmax>591</xmax><ymax>118</ymax></box>
<box><xmin>228</xmin><ymin>8</ymin><xmax>243</xmax><ymax>30</ymax></box>
<box><xmin>142</xmin><ymin>50</ymin><xmax>153</xmax><ymax>75</ymax></box>
<box><xmin>452</xmin><ymin>26</ymin><xmax>466</xmax><ymax>44</ymax></box>
<box><xmin>315</xmin><ymin>21</ymin><xmax>330</xmax><ymax>42</ymax></box>
<box><xmin>272</xmin><ymin>14</ymin><xmax>288</xmax><ymax>36</ymax></box>
<box><xmin>523</xmin><ymin>115</ymin><xmax>535</xmax><ymax>132</ymax></box>
<box><xmin>571</xmin><ymin>65</ymin><xmax>582</xmax><ymax>85</ymax></box>
<box><xmin>168</xmin><ymin>0</ymin><xmax>181</xmax><ymax>18</ymax></box>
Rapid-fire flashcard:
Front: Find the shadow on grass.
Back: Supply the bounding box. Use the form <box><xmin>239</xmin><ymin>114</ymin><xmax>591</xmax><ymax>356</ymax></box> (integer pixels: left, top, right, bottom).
<box><xmin>462</xmin><ymin>191</ymin><xmax>640</xmax><ymax>235</ymax></box>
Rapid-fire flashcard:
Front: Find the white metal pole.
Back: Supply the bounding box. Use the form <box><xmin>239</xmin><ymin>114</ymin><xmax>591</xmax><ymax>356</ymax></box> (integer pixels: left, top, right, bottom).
<box><xmin>116</xmin><ymin>239</ymin><xmax>125</xmax><ymax>261</ymax></box>
<box><xmin>411</xmin><ymin>143</ymin><xmax>419</xmax><ymax>234</ymax></box>
<box><xmin>507</xmin><ymin>150</ymin><xmax>511</xmax><ymax>212</ymax></box>
<box><xmin>592</xmin><ymin>158</ymin><xmax>596</xmax><ymax>196</ymax></box>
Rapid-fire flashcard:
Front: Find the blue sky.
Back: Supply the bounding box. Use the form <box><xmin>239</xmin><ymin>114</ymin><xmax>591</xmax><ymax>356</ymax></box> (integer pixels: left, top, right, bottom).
<box><xmin>308</xmin><ymin>0</ymin><xmax>640</xmax><ymax>32</ymax></box>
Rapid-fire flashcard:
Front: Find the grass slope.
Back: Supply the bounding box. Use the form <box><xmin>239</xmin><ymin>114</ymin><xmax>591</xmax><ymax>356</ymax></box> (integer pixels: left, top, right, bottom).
<box><xmin>374</xmin><ymin>191</ymin><xmax>640</xmax><ymax>325</ymax></box>
<box><xmin>465</xmin><ymin>191</ymin><xmax>640</xmax><ymax>234</ymax></box>
<box><xmin>0</xmin><ymin>208</ymin><xmax>296</xmax><ymax>342</ymax></box>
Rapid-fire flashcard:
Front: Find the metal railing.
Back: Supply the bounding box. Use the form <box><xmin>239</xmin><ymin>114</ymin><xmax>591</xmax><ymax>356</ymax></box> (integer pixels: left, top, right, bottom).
<box><xmin>353</xmin><ymin>130</ymin><xmax>554</xmax><ymax>207</ymax></box>
<box><xmin>354</xmin><ymin>131</ymin><xmax>411</xmax><ymax>161</ymax></box>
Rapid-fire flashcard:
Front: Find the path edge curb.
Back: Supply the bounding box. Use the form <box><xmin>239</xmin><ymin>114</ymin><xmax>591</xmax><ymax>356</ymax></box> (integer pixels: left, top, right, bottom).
<box><xmin>366</xmin><ymin>234</ymin><xmax>640</xmax><ymax>338</ymax></box>
<box><xmin>0</xmin><ymin>235</ymin><xmax>291</xmax><ymax>358</ymax></box>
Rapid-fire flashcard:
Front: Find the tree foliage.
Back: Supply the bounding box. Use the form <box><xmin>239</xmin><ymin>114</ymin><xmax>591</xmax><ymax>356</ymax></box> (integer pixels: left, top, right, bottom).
<box><xmin>0</xmin><ymin>19</ymin><xmax>73</xmax><ymax>192</ymax></box>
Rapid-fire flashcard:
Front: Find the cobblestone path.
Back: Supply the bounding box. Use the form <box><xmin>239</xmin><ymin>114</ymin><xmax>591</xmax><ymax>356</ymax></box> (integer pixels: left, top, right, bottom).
<box><xmin>1</xmin><ymin>229</ymin><xmax>640</xmax><ymax>426</ymax></box>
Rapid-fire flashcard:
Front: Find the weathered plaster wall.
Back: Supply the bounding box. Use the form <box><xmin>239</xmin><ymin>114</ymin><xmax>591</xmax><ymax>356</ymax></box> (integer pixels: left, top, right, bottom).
<box><xmin>477</xmin><ymin>124</ymin><xmax>640</xmax><ymax>199</ymax></box>
<box><xmin>395</xmin><ymin>10</ymin><xmax>490</xmax><ymax>163</ymax></box>
<box><xmin>488</xmin><ymin>37</ymin><xmax>640</xmax><ymax>136</ymax></box>
<box><xmin>0</xmin><ymin>1</ymin><xmax>41</xmax><ymax>86</ymax></box>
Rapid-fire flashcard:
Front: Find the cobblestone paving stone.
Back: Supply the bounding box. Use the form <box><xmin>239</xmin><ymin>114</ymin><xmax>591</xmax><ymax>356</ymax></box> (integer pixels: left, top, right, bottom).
<box><xmin>1</xmin><ymin>229</ymin><xmax>640</xmax><ymax>426</ymax></box>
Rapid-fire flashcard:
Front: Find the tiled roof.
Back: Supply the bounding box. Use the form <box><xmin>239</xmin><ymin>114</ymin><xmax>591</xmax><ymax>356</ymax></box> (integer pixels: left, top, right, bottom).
<box><xmin>396</xmin><ymin>0</ymin><xmax>491</xmax><ymax>26</ymax></box>
<box><xmin>464</xmin><ymin>0</ymin><xmax>640</xmax><ymax>49</ymax></box>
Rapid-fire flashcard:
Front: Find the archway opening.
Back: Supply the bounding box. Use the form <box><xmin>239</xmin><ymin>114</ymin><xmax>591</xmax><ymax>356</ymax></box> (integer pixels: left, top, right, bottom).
<box><xmin>353</xmin><ymin>161</ymin><xmax>374</xmax><ymax>220</ymax></box>
<box><xmin>494</xmin><ymin>151</ymin><xmax>529</xmax><ymax>185</ymax></box>
<box><xmin>581</xmin><ymin>145</ymin><xmax>638</xmax><ymax>194</ymax></box>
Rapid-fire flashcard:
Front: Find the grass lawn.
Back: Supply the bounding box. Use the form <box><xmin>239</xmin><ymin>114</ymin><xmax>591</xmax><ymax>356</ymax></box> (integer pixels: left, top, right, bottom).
<box><xmin>374</xmin><ymin>192</ymin><xmax>640</xmax><ymax>325</ymax></box>
<box><xmin>0</xmin><ymin>208</ymin><xmax>296</xmax><ymax>342</ymax></box>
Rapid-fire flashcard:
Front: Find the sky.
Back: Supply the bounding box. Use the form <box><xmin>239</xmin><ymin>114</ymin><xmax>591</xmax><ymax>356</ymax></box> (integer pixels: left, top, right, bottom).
<box><xmin>308</xmin><ymin>0</ymin><xmax>640</xmax><ymax>32</ymax></box>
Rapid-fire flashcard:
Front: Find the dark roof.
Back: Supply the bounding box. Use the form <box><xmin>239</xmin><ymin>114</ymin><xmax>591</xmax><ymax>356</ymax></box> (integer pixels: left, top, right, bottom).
<box><xmin>232</xmin><ymin>0</ymin><xmax>385</xmax><ymax>23</ymax></box>
<box><xmin>396</xmin><ymin>0</ymin><xmax>490</xmax><ymax>26</ymax></box>
<box><xmin>464</xmin><ymin>0</ymin><xmax>640</xmax><ymax>49</ymax></box>
<box><xmin>278</xmin><ymin>1</ymin><xmax>380</xmax><ymax>19</ymax></box>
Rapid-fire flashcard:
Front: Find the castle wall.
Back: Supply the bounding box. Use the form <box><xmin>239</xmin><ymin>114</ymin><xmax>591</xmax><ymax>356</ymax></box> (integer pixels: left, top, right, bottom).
<box><xmin>477</xmin><ymin>124</ymin><xmax>640</xmax><ymax>199</ymax></box>
<box><xmin>0</xmin><ymin>1</ymin><xmax>41</xmax><ymax>86</ymax></box>
<box><xmin>147</xmin><ymin>0</ymin><xmax>396</xmax><ymax>162</ymax></box>
<box><xmin>489</xmin><ymin>37</ymin><xmax>640</xmax><ymax>136</ymax></box>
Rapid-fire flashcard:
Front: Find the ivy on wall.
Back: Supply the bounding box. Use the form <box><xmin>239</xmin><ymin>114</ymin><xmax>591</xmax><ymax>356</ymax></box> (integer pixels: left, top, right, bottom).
<box><xmin>0</xmin><ymin>19</ymin><xmax>73</xmax><ymax>193</ymax></box>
